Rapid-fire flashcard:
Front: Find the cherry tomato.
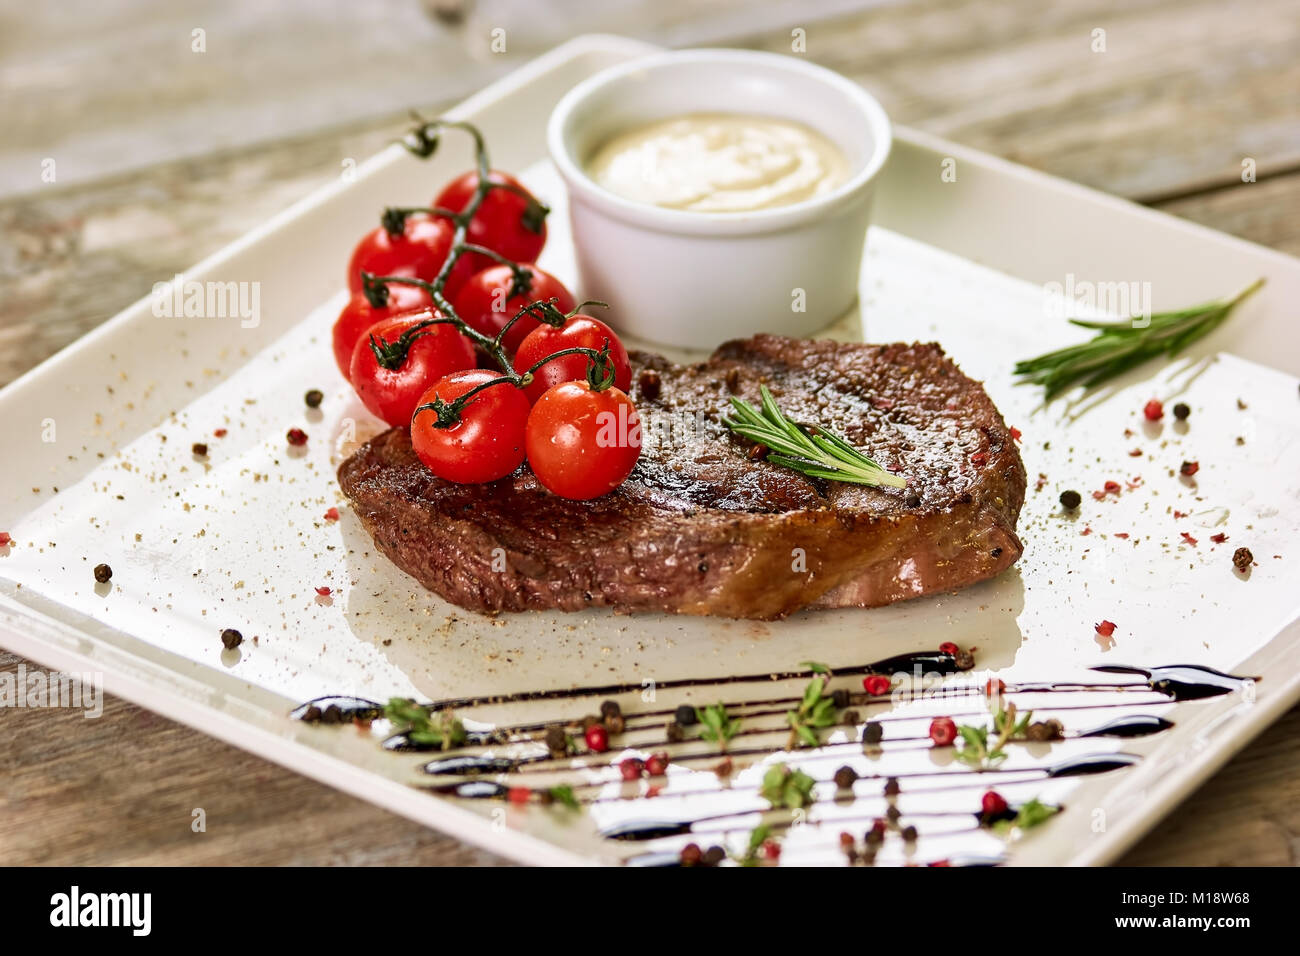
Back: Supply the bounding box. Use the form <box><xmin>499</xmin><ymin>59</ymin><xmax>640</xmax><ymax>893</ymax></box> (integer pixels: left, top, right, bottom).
<box><xmin>346</xmin><ymin>217</ymin><xmax>453</xmax><ymax>296</ymax></box>
<box><xmin>514</xmin><ymin>314</ymin><xmax>632</xmax><ymax>404</ymax></box>
<box><xmin>411</xmin><ymin>370</ymin><xmax>530</xmax><ymax>483</ymax></box>
<box><xmin>525</xmin><ymin>381</ymin><xmax>642</xmax><ymax>500</ymax></box>
<box><xmin>435</xmin><ymin>170</ymin><xmax>547</xmax><ymax>271</ymax></box>
<box><xmin>451</xmin><ymin>265</ymin><xmax>575</xmax><ymax>355</ymax></box>
<box><xmin>332</xmin><ymin>284</ymin><xmax>432</xmax><ymax>379</ymax></box>
<box><xmin>349</xmin><ymin>315</ymin><xmax>476</xmax><ymax>428</ymax></box>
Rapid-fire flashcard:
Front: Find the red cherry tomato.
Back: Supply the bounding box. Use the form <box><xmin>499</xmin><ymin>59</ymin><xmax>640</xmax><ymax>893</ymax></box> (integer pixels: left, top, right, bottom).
<box><xmin>525</xmin><ymin>382</ymin><xmax>642</xmax><ymax>500</ymax></box>
<box><xmin>332</xmin><ymin>284</ymin><xmax>433</xmax><ymax>379</ymax></box>
<box><xmin>411</xmin><ymin>370</ymin><xmax>530</xmax><ymax>483</ymax></box>
<box><xmin>451</xmin><ymin>265</ymin><xmax>575</xmax><ymax>355</ymax></box>
<box><xmin>349</xmin><ymin>315</ymin><xmax>476</xmax><ymax>428</ymax></box>
<box><xmin>435</xmin><ymin>170</ymin><xmax>547</xmax><ymax>271</ymax></box>
<box><xmin>346</xmin><ymin>217</ymin><xmax>453</xmax><ymax>296</ymax></box>
<box><xmin>514</xmin><ymin>314</ymin><xmax>632</xmax><ymax>404</ymax></box>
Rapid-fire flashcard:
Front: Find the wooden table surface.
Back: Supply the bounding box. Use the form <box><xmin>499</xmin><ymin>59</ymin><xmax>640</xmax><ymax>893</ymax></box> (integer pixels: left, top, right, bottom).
<box><xmin>3</xmin><ymin>0</ymin><xmax>1299</xmax><ymax>866</ymax></box>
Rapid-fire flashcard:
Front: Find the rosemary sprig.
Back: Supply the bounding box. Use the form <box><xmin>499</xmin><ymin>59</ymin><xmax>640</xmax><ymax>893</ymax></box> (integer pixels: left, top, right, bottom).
<box><xmin>724</xmin><ymin>386</ymin><xmax>907</xmax><ymax>488</ymax></box>
<box><xmin>1015</xmin><ymin>278</ymin><xmax>1265</xmax><ymax>399</ymax></box>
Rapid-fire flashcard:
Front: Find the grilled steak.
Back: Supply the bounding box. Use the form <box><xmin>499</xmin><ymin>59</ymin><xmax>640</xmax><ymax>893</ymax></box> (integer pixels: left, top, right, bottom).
<box><xmin>338</xmin><ymin>335</ymin><xmax>1025</xmax><ymax>620</ymax></box>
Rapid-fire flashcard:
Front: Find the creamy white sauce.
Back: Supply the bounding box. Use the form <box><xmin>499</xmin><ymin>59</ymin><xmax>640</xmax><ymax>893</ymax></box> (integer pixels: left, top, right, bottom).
<box><xmin>586</xmin><ymin>113</ymin><xmax>847</xmax><ymax>213</ymax></box>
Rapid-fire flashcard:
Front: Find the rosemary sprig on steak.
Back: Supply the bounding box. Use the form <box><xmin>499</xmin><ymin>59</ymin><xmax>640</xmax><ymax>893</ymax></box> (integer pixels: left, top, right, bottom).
<box><xmin>724</xmin><ymin>385</ymin><xmax>907</xmax><ymax>488</ymax></box>
<box><xmin>1014</xmin><ymin>278</ymin><xmax>1265</xmax><ymax>399</ymax></box>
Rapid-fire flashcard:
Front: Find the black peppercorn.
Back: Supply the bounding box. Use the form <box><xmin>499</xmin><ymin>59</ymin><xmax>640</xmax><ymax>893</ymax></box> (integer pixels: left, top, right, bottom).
<box><xmin>862</xmin><ymin>721</ymin><xmax>884</xmax><ymax>745</ymax></box>
<box><xmin>1233</xmin><ymin>546</ymin><xmax>1254</xmax><ymax>572</ymax></box>
<box><xmin>191</xmin><ymin>442</ymin><xmax>208</xmax><ymax>457</ymax></box>
<box><xmin>883</xmin><ymin>776</ymin><xmax>901</xmax><ymax>797</ymax></box>
<box><xmin>93</xmin><ymin>563</ymin><xmax>113</xmax><ymax>583</ymax></box>
<box><xmin>901</xmin><ymin>825</ymin><xmax>918</xmax><ymax>842</ymax></box>
<box><xmin>220</xmin><ymin>627</ymin><xmax>242</xmax><ymax>649</ymax></box>
<box><xmin>886</xmin><ymin>804</ymin><xmax>902</xmax><ymax>823</ymax></box>
<box><xmin>305</xmin><ymin>389</ymin><xmax>324</xmax><ymax>409</ymax></box>
<box><xmin>905</xmin><ymin>493</ymin><xmax>921</xmax><ymax>508</ymax></box>
<box><xmin>600</xmin><ymin>700</ymin><xmax>621</xmax><ymax>719</ymax></box>
<box><xmin>702</xmin><ymin>845</ymin><xmax>727</xmax><ymax>866</ymax></box>
<box><xmin>674</xmin><ymin>703</ymin><xmax>697</xmax><ymax>727</ymax></box>
<box><xmin>841</xmin><ymin>708</ymin><xmax>859</xmax><ymax>726</ymax></box>
<box><xmin>544</xmin><ymin>725</ymin><xmax>568</xmax><ymax>757</ymax></box>
<box><xmin>1172</xmin><ymin>402</ymin><xmax>1190</xmax><ymax>420</ymax></box>
<box><xmin>1060</xmin><ymin>489</ymin><xmax>1082</xmax><ymax>509</ymax></box>
<box><xmin>831</xmin><ymin>688</ymin><xmax>850</xmax><ymax>709</ymax></box>
<box><xmin>666</xmin><ymin>721</ymin><xmax>685</xmax><ymax>742</ymax></box>
<box><xmin>833</xmin><ymin>765</ymin><xmax>858</xmax><ymax>789</ymax></box>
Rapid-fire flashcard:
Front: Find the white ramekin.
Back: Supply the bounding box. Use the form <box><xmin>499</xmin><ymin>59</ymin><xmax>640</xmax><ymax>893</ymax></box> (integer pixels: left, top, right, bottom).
<box><xmin>547</xmin><ymin>49</ymin><xmax>892</xmax><ymax>350</ymax></box>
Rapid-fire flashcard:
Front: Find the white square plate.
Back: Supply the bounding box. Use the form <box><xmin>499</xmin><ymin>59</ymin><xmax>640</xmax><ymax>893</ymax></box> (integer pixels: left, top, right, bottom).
<box><xmin>2</xmin><ymin>35</ymin><xmax>1298</xmax><ymax>866</ymax></box>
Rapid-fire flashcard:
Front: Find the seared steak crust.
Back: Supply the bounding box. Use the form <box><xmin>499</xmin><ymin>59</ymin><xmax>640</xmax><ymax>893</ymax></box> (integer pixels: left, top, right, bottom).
<box><xmin>338</xmin><ymin>335</ymin><xmax>1025</xmax><ymax>620</ymax></box>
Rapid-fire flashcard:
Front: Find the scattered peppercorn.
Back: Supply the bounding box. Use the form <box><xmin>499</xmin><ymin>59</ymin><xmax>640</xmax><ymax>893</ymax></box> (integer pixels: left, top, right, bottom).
<box><xmin>842</xmin><ymin>708</ymin><xmax>859</xmax><ymax>726</ymax></box>
<box><xmin>636</xmin><ymin>369</ymin><xmax>662</xmax><ymax>400</ymax></box>
<box><xmin>544</xmin><ymin>725</ymin><xmax>568</xmax><ymax>757</ymax></box>
<box><xmin>901</xmin><ymin>825</ymin><xmax>918</xmax><ymax>842</ymax></box>
<box><xmin>980</xmin><ymin>790</ymin><xmax>1009</xmax><ymax>819</ymax></box>
<box><xmin>1095</xmin><ymin>620</ymin><xmax>1117</xmax><ymax>638</ymax></box>
<box><xmin>1059</xmin><ymin>489</ymin><xmax>1082</xmax><ymax>510</ymax></box>
<box><xmin>886</xmin><ymin>804</ymin><xmax>902</xmax><ymax>824</ymax></box>
<box><xmin>191</xmin><ymin>442</ymin><xmax>208</xmax><ymax>457</ymax></box>
<box><xmin>905</xmin><ymin>493</ymin><xmax>921</xmax><ymax>508</ymax></box>
<box><xmin>702</xmin><ymin>845</ymin><xmax>726</xmax><ymax>866</ymax></box>
<box><xmin>674</xmin><ymin>704</ymin><xmax>697</xmax><ymax>727</ymax></box>
<box><xmin>600</xmin><ymin>700</ymin><xmax>621</xmax><ymax>720</ymax></box>
<box><xmin>831</xmin><ymin>688</ymin><xmax>850</xmax><ymax>709</ymax></box>
<box><xmin>929</xmin><ymin>717</ymin><xmax>958</xmax><ymax>747</ymax></box>
<box><xmin>93</xmin><ymin>563</ymin><xmax>113</xmax><ymax>583</ymax></box>
<box><xmin>304</xmin><ymin>389</ymin><xmax>324</xmax><ymax>408</ymax></box>
<box><xmin>323</xmin><ymin>506</ymin><xmax>340</xmax><ymax>521</ymax></box>
<box><xmin>619</xmin><ymin>757</ymin><xmax>644</xmax><ymax>781</ymax></box>
<box><xmin>645</xmin><ymin>752</ymin><xmax>669</xmax><ymax>777</ymax></box>
<box><xmin>862</xmin><ymin>721</ymin><xmax>884</xmax><ymax>745</ymax></box>
<box><xmin>1233</xmin><ymin>547</ymin><xmax>1254</xmax><ymax>572</ymax></box>
<box><xmin>679</xmin><ymin>843</ymin><xmax>702</xmax><ymax>866</ymax></box>
<box><xmin>584</xmin><ymin>723</ymin><xmax>609</xmax><ymax>753</ymax></box>
<box><xmin>1180</xmin><ymin>460</ymin><xmax>1200</xmax><ymax>477</ymax></box>
<box><xmin>939</xmin><ymin>641</ymin><xmax>959</xmax><ymax>656</ymax></box>
<box><xmin>1143</xmin><ymin>399</ymin><xmax>1164</xmax><ymax>421</ymax></box>
<box><xmin>1026</xmin><ymin>718</ymin><xmax>1065</xmax><ymax>741</ymax></box>
<box><xmin>507</xmin><ymin>786</ymin><xmax>530</xmax><ymax>805</ymax></box>
<box><xmin>833</xmin><ymin>765</ymin><xmax>858</xmax><ymax>789</ymax></box>
<box><xmin>883</xmin><ymin>776</ymin><xmax>901</xmax><ymax>797</ymax></box>
<box><xmin>953</xmin><ymin>649</ymin><xmax>976</xmax><ymax>671</ymax></box>
<box><xmin>862</xmin><ymin>674</ymin><xmax>891</xmax><ymax>696</ymax></box>
<box><xmin>287</xmin><ymin>427</ymin><xmax>308</xmax><ymax>446</ymax></box>
<box><xmin>220</xmin><ymin>627</ymin><xmax>243</xmax><ymax>649</ymax></box>
<box><xmin>1173</xmin><ymin>402</ymin><xmax>1190</xmax><ymax>421</ymax></box>
<box><xmin>985</xmin><ymin>677</ymin><xmax>1007</xmax><ymax>698</ymax></box>
<box><xmin>0</xmin><ymin>532</ymin><xmax>11</xmax><ymax>547</ymax></box>
<box><xmin>665</xmin><ymin>720</ymin><xmax>685</xmax><ymax>742</ymax></box>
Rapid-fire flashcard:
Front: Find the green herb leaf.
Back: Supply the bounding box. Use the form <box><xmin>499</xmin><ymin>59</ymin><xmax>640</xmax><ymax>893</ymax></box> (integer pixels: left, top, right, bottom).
<box><xmin>761</xmin><ymin>763</ymin><xmax>817</xmax><ymax>809</ymax></box>
<box><xmin>724</xmin><ymin>386</ymin><xmax>907</xmax><ymax>488</ymax></box>
<box><xmin>992</xmin><ymin>797</ymin><xmax>1060</xmax><ymax>835</ymax></box>
<box><xmin>697</xmin><ymin>702</ymin><xmax>741</xmax><ymax>748</ymax></box>
<box><xmin>548</xmin><ymin>784</ymin><xmax>579</xmax><ymax>810</ymax></box>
